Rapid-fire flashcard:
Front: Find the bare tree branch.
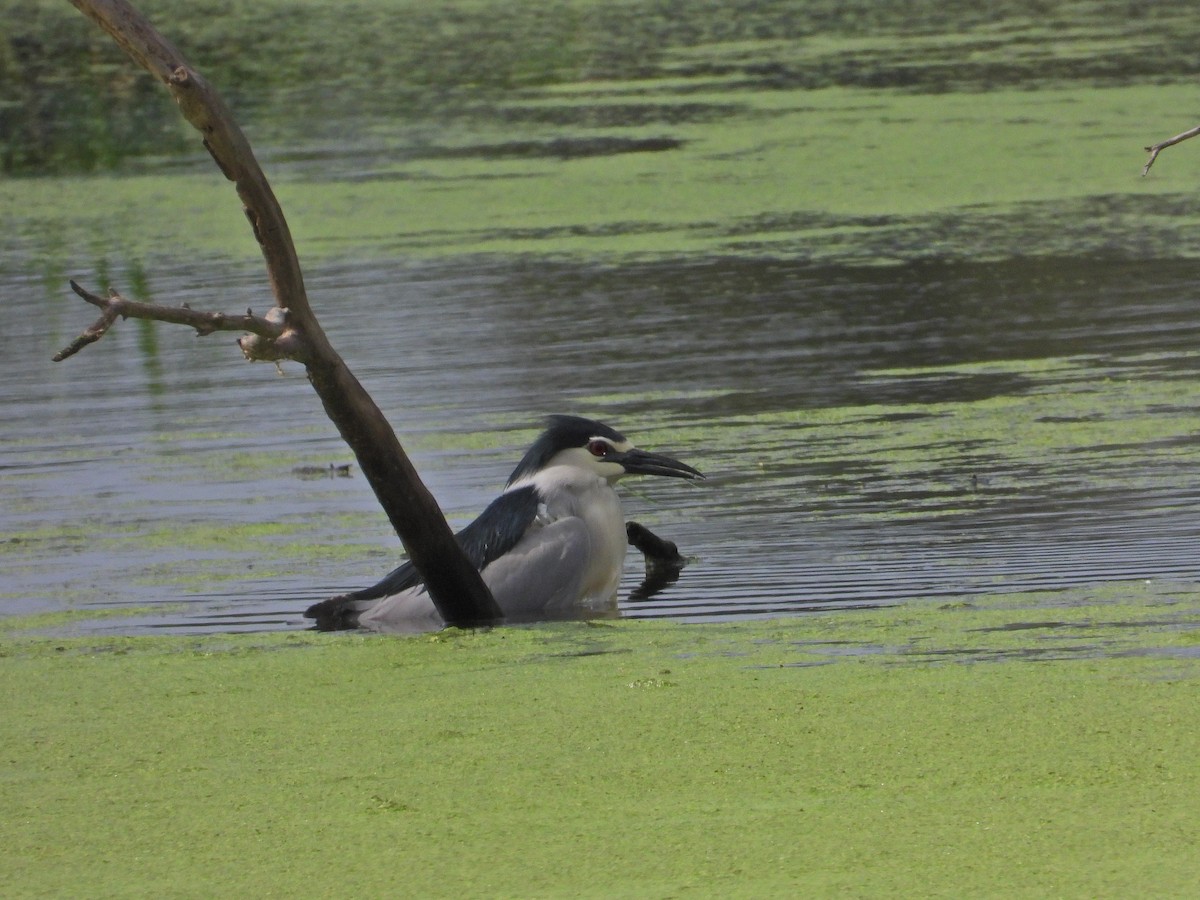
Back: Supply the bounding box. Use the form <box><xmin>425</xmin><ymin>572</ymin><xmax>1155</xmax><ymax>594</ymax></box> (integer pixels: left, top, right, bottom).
<box><xmin>52</xmin><ymin>304</ymin><xmax>120</xmax><ymax>362</ymax></box>
<box><xmin>53</xmin><ymin>280</ymin><xmax>291</xmax><ymax>363</ymax></box>
<box><xmin>61</xmin><ymin>0</ymin><xmax>502</xmax><ymax>626</ymax></box>
<box><xmin>1143</xmin><ymin>123</ymin><xmax>1200</xmax><ymax>175</ymax></box>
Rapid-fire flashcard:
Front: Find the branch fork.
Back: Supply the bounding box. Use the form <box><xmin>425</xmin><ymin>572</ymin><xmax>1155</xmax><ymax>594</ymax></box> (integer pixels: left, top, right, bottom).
<box><xmin>53</xmin><ymin>279</ymin><xmax>296</xmax><ymax>363</ymax></box>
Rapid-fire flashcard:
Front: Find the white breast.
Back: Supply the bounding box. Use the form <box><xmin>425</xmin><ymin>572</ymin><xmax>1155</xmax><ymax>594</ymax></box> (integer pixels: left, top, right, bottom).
<box><xmin>522</xmin><ymin>465</ymin><xmax>628</xmax><ymax>604</ymax></box>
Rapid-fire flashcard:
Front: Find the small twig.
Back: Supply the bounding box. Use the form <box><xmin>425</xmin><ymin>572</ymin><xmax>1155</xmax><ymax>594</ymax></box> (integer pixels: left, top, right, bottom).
<box><xmin>53</xmin><ymin>280</ymin><xmax>295</xmax><ymax>363</ymax></box>
<box><xmin>1143</xmin><ymin>123</ymin><xmax>1200</xmax><ymax>175</ymax></box>
<box><xmin>51</xmin><ymin>305</ymin><xmax>120</xmax><ymax>362</ymax></box>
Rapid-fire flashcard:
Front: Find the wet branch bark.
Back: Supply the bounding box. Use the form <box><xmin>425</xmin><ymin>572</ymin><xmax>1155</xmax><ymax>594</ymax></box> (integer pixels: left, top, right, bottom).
<box><xmin>58</xmin><ymin>0</ymin><xmax>502</xmax><ymax>626</ymax></box>
<box><xmin>1143</xmin><ymin>123</ymin><xmax>1200</xmax><ymax>175</ymax></box>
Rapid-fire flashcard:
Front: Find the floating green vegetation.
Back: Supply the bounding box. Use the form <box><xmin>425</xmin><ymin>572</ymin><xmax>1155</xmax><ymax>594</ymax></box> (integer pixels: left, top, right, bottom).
<box><xmin>7</xmin><ymin>82</ymin><xmax>1198</xmax><ymax>268</ymax></box>
<box><xmin>9</xmin><ymin>0</ymin><xmax>1200</xmax><ymax>172</ymax></box>
<box><xmin>0</xmin><ymin>605</ymin><xmax>182</xmax><ymax>636</ymax></box>
<box><xmin>8</xmin><ymin>0</ymin><xmax>1200</xmax><ymax>269</ymax></box>
<box><xmin>0</xmin><ymin>524</ymin><xmax>98</xmax><ymax>554</ymax></box>
<box><xmin>2</xmin><ymin>594</ymin><xmax>1197</xmax><ymax>896</ymax></box>
<box><xmin>689</xmin><ymin>349</ymin><xmax>1200</xmax><ymax>525</ymax></box>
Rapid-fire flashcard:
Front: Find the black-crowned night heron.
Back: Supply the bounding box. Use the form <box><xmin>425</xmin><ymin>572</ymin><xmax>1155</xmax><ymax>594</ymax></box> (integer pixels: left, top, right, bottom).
<box><xmin>305</xmin><ymin>415</ymin><xmax>703</xmax><ymax>632</ymax></box>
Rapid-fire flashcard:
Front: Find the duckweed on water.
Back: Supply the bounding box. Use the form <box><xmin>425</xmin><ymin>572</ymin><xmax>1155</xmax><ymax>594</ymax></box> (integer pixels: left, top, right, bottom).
<box><xmin>2</xmin><ymin>599</ymin><xmax>1197</xmax><ymax>896</ymax></box>
<box><xmin>710</xmin><ymin>351</ymin><xmax>1200</xmax><ymax>522</ymax></box>
<box><xmin>7</xmin><ymin>82</ymin><xmax>1196</xmax><ymax>265</ymax></box>
<box><xmin>8</xmin><ymin>0</ymin><xmax>1200</xmax><ymax>267</ymax></box>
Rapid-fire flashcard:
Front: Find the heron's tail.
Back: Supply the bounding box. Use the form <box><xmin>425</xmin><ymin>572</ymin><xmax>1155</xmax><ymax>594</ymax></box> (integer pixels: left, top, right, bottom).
<box><xmin>303</xmin><ymin>592</ymin><xmax>376</xmax><ymax>631</ymax></box>
<box><xmin>305</xmin><ymin>559</ymin><xmax>423</xmax><ymax>630</ymax></box>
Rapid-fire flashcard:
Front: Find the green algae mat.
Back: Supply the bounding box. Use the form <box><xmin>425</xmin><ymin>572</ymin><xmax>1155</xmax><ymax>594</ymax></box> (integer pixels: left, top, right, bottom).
<box><xmin>4</xmin><ymin>592</ymin><xmax>1198</xmax><ymax>897</ymax></box>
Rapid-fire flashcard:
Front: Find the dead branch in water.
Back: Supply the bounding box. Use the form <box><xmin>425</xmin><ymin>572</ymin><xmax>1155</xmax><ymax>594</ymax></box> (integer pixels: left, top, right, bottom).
<box><xmin>58</xmin><ymin>0</ymin><xmax>501</xmax><ymax>626</ymax></box>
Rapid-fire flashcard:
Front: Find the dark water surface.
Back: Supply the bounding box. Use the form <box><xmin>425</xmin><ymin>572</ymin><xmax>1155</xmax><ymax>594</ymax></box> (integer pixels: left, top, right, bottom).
<box><xmin>6</xmin><ymin>0</ymin><xmax>1200</xmax><ymax>635</ymax></box>
<box><xmin>5</xmin><ymin>252</ymin><xmax>1200</xmax><ymax>634</ymax></box>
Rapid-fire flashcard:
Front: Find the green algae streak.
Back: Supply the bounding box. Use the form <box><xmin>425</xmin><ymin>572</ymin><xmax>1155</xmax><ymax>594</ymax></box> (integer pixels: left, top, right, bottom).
<box><xmin>9</xmin><ymin>0</ymin><xmax>1200</xmax><ymax>267</ymax></box>
<box><xmin>3</xmin><ymin>596</ymin><xmax>1198</xmax><ymax>897</ymax></box>
<box><xmin>3</xmin><ymin>82</ymin><xmax>1194</xmax><ymax>267</ymax></box>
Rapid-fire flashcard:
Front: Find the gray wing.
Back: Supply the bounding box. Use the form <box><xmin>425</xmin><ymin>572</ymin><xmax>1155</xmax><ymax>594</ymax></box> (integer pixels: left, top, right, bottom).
<box><xmin>304</xmin><ymin>486</ymin><xmax>541</xmax><ymax>629</ymax></box>
<box><xmin>352</xmin><ymin>518</ymin><xmax>592</xmax><ymax>632</ymax></box>
<box><xmin>354</xmin><ymin>586</ymin><xmax>443</xmax><ymax>634</ymax></box>
<box><xmin>352</xmin><ymin>485</ymin><xmax>542</xmax><ymax>601</ymax></box>
<box><xmin>481</xmin><ymin>517</ymin><xmax>592</xmax><ymax>621</ymax></box>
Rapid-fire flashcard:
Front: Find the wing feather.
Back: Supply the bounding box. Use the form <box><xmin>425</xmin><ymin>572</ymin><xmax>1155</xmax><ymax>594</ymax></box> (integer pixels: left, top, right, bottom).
<box><xmin>304</xmin><ymin>486</ymin><xmax>541</xmax><ymax>628</ymax></box>
<box><xmin>483</xmin><ymin>518</ymin><xmax>592</xmax><ymax>619</ymax></box>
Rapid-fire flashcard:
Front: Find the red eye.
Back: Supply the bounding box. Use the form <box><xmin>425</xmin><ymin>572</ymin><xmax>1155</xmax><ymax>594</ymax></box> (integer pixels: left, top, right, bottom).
<box><xmin>587</xmin><ymin>440</ymin><xmax>611</xmax><ymax>457</ymax></box>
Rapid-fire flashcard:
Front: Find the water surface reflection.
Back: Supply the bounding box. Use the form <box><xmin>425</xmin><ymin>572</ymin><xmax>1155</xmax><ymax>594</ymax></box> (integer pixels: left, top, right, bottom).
<box><xmin>4</xmin><ymin>255</ymin><xmax>1200</xmax><ymax>633</ymax></box>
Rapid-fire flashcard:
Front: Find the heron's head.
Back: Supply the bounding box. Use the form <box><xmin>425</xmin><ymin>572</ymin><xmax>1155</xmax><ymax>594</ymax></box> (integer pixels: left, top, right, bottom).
<box><xmin>507</xmin><ymin>415</ymin><xmax>704</xmax><ymax>486</ymax></box>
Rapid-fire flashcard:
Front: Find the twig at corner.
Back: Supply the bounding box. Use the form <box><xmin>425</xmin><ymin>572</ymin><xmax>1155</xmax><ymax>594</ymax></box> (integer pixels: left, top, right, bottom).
<box><xmin>1143</xmin><ymin>123</ymin><xmax>1200</xmax><ymax>175</ymax></box>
